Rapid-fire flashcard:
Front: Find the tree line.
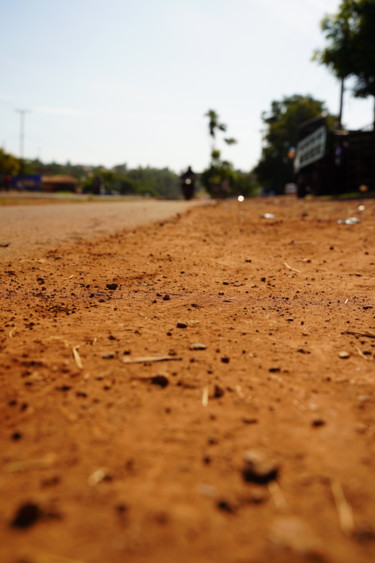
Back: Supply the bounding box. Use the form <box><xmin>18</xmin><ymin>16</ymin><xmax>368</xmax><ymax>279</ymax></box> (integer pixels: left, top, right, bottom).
<box><xmin>0</xmin><ymin>149</ymin><xmax>259</xmax><ymax>200</ymax></box>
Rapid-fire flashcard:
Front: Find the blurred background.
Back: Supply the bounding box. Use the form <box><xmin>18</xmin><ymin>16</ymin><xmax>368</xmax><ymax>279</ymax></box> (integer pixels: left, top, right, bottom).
<box><xmin>1</xmin><ymin>0</ymin><xmax>374</xmax><ymax>198</ymax></box>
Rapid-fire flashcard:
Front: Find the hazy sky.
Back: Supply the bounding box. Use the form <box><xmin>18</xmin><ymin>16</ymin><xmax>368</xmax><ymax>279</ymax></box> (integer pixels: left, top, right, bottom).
<box><xmin>1</xmin><ymin>0</ymin><xmax>373</xmax><ymax>173</ymax></box>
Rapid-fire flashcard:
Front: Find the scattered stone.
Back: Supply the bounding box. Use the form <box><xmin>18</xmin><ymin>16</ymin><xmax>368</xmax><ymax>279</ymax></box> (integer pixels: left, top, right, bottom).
<box><xmin>338</xmin><ymin>351</ymin><xmax>350</xmax><ymax>359</ymax></box>
<box><xmin>357</xmin><ymin>395</ymin><xmax>371</xmax><ymax>403</ymax></box>
<box><xmin>242</xmin><ymin>449</ymin><xmax>279</xmax><ymax>485</ymax></box>
<box><xmin>216</xmin><ymin>499</ymin><xmax>236</xmax><ymax>514</ymax></box>
<box><xmin>176</xmin><ymin>322</ymin><xmax>188</xmax><ymax>329</ymax></box>
<box><xmin>11</xmin><ymin>432</ymin><xmax>22</xmax><ymax>441</ymax></box>
<box><xmin>106</xmin><ymin>283</ymin><xmax>118</xmax><ymax>290</ymax></box>
<box><xmin>56</xmin><ymin>385</ymin><xmax>71</xmax><ymax>392</ymax></box>
<box><xmin>337</xmin><ymin>217</ymin><xmax>361</xmax><ymax>225</ymax></box>
<box><xmin>221</xmin><ymin>356</ymin><xmax>230</xmax><ymax>364</ymax></box>
<box><xmin>242</xmin><ymin>418</ymin><xmax>259</xmax><ymax>425</ymax></box>
<box><xmin>163</xmin><ymin>294</ymin><xmax>171</xmax><ymax>301</ymax></box>
<box><xmin>10</xmin><ymin>502</ymin><xmax>43</xmax><ymax>528</ymax></box>
<box><xmin>297</xmin><ymin>348</ymin><xmax>310</xmax><ymax>354</ymax></box>
<box><xmin>0</xmin><ymin>242</ymin><xmax>10</xmax><ymax>248</ymax></box>
<box><xmin>150</xmin><ymin>375</ymin><xmax>169</xmax><ymax>388</ymax></box>
<box><xmin>102</xmin><ymin>353</ymin><xmax>116</xmax><ymax>359</ymax></box>
<box><xmin>212</xmin><ymin>384</ymin><xmax>224</xmax><ymax>398</ymax></box>
<box><xmin>311</xmin><ymin>417</ymin><xmax>326</xmax><ymax>427</ymax></box>
<box><xmin>190</xmin><ymin>343</ymin><xmax>207</xmax><ymax>351</ymax></box>
<box><xmin>88</xmin><ymin>468</ymin><xmax>112</xmax><ymax>486</ymax></box>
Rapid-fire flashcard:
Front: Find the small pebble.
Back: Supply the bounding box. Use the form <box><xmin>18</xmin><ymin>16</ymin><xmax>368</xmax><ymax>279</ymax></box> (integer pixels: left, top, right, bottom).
<box><xmin>311</xmin><ymin>417</ymin><xmax>326</xmax><ymax>427</ymax></box>
<box><xmin>212</xmin><ymin>384</ymin><xmax>224</xmax><ymax>398</ymax></box>
<box><xmin>357</xmin><ymin>395</ymin><xmax>371</xmax><ymax>403</ymax></box>
<box><xmin>150</xmin><ymin>375</ymin><xmax>169</xmax><ymax>388</ymax></box>
<box><xmin>190</xmin><ymin>343</ymin><xmax>207</xmax><ymax>350</ymax></box>
<box><xmin>216</xmin><ymin>499</ymin><xmax>236</xmax><ymax>514</ymax></box>
<box><xmin>242</xmin><ymin>449</ymin><xmax>279</xmax><ymax>485</ymax></box>
<box><xmin>338</xmin><ymin>351</ymin><xmax>350</xmax><ymax>359</ymax></box>
<box><xmin>11</xmin><ymin>503</ymin><xmax>43</xmax><ymax>528</ymax></box>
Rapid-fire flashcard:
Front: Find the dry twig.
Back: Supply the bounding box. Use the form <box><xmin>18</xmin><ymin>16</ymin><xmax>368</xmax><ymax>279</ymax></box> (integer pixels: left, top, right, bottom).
<box><xmin>202</xmin><ymin>386</ymin><xmax>209</xmax><ymax>407</ymax></box>
<box><xmin>72</xmin><ymin>346</ymin><xmax>83</xmax><ymax>369</ymax></box>
<box><xmin>122</xmin><ymin>355</ymin><xmax>182</xmax><ymax>364</ymax></box>
<box><xmin>342</xmin><ymin>330</ymin><xmax>375</xmax><ymax>339</ymax></box>
<box><xmin>268</xmin><ymin>481</ymin><xmax>288</xmax><ymax>511</ymax></box>
<box><xmin>283</xmin><ymin>262</ymin><xmax>301</xmax><ymax>273</ymax></box>
<box><xmin>4</xmin><ymin>453</ymin><xmax>57</xmax><ymax>473</ymax></box>
<box><xmin>356</xmin><ymin>347</ymin><xmax>372</xmax><ymax>361</ymax></box>
<box><xmin>331</xmin><ymin>479</ymin><xmax>354</xmax><ymax>534</ymax></box>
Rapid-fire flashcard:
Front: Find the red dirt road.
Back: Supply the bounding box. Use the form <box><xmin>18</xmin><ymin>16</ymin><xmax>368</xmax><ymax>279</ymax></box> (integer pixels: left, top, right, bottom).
<box><xmin>0</xmin><ymin>198</ymin><xmax>204</xmax><ymax>257</ymax></box>
<box><xmin>0</xmin><ymin>196</ymin><xmax>374</xmax><ymax>563</ymax></box>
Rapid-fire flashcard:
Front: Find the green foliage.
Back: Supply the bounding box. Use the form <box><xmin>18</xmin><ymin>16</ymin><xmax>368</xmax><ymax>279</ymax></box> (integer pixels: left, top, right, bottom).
<box><xmin>254</xmin><ymin>95</ymin><xmax>336</xmax><ymax>194</ymax></box>
<box><xmin>0</xmin><ymin>148</ymin><xmax>21</xmax><ymax>176</ymax></box>
<box><xmin>315</xmin><ymin>0</ymin><xmax>375</xmax><ymax>98</ymax></box>
<box><xmin>126</xmin><ymin>167</ymin><xmax>180</xmax><ymax>198</ymax></box>
<box><xmin>21</xmin><ymin>157</ymin><xmax>181</xmax><ymax>199</ymax></box>
<box><xmin>200</xmin><ymin>162</ymin><xmax>237</xmax><ymax>198</ymax></box>
<box><xmin>232</xmin><ymin>170</ymin><xmax>260</xmax><ymax>197</ymax></box>
<box><xmin>202</xmin><ymin>109</ymin><xmax>239</xmax><ymax>198</ymax></box>
<box><xmin>205</xmin><ymin>109</ymin><xmax>227</xmax><ymax>140</ymax></box>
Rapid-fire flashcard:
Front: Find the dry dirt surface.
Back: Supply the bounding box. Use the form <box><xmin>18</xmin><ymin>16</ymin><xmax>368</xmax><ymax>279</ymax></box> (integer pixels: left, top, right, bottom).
<box><xmin>0</xmin><ymin>198</ymin><xmax>203</xmax><ymax>257</ymax></box>
<box><xmin>0</xmin><ymin>196</ymin><xmax>374</xmax><ymax>563</ymax></box>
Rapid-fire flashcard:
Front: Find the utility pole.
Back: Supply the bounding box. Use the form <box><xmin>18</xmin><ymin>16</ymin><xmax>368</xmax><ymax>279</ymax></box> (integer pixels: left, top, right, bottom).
<box><xmin>15</xmin><ymin>109</ymin><xmax>30</xmax><ymax>174</ymax></box>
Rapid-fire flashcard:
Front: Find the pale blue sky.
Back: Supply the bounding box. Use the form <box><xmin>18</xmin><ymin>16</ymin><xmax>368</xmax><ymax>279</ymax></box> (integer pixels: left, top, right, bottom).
<box><xmin>1</xmin><ymin>0</ymin><xmax>373</xmax><ymax>173</ymax></box>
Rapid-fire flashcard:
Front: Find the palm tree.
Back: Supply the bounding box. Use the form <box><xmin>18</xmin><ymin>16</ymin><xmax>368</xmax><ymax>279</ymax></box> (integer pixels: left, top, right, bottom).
<box><xmin>205</xmin><ymin>109</ymin><xmax>227</xmax><ymax>151</ymax></box>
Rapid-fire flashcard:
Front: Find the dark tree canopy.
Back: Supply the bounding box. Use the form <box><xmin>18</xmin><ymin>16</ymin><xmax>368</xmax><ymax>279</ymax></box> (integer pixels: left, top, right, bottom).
<box><xmin>254</xmin><ymin>95</ymin><xmax>336</xmax><ymax>194</ymax></box>
<box><xmin>315</xmin><ymin>0</ymin><xmax>375</xmax><ymax>98</ymax></box>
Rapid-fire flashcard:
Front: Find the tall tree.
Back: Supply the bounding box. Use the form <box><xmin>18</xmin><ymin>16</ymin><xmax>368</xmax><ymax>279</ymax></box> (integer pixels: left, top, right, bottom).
<box><xmin>254</xmin><ymin>95</ymin><xmax>336</xmax><ymax>194</ymax></box>
<box><xmin>205</xmin><ymin>109</ymin><xmax>227</xmax><ymax>149</ymax></box>
<box><xmin>349</xmin><ymin>0</ymin><xmax>375</xmax><ymax>99</ymax></box>
<box><xmin>314</xmin><ymin>0</ymin><xmax>375</xmax><ymax>125</ymax></box>
<box><xmin>202</xmin><ymin>110</ymin><xmax>238</xmax><ymax>198</ymax></box>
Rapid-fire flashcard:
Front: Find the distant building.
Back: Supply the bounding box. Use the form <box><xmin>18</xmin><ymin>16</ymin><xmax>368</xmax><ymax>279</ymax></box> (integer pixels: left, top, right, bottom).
<box><xmin>41</xmin><ymin>175</ymin><xmax>80</xmax><ymax>192</ymax></box>
<box><xmin>11</xmin><ymin>174</ymin><xmax>42</xmax><ymax>190</ymax></box>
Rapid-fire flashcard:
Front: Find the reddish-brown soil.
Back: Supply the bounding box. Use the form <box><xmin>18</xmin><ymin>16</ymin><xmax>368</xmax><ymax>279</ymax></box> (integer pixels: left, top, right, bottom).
<box><xmin>0</xmin><ymin>197</ymin><xmax>374</xmax><ymax>563</ymax></box>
